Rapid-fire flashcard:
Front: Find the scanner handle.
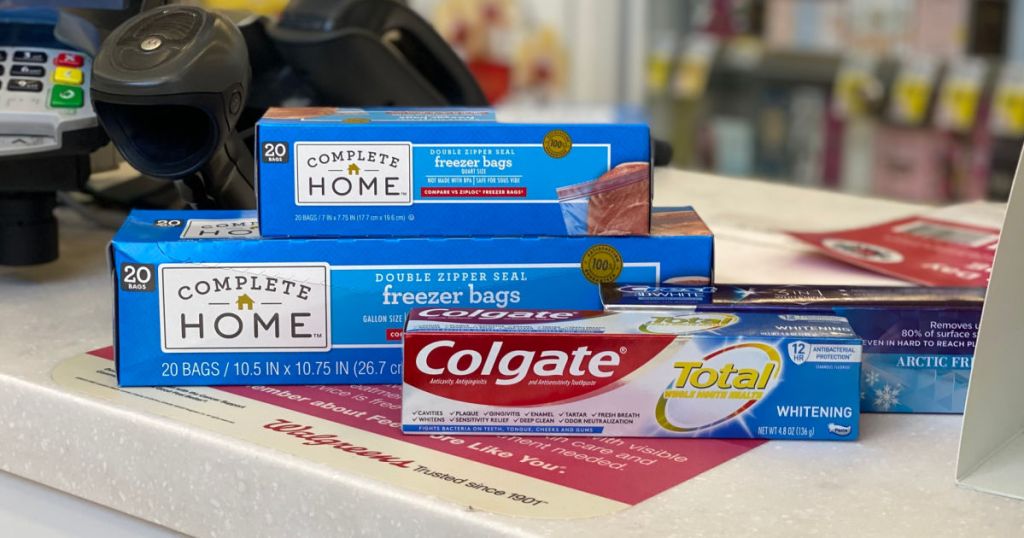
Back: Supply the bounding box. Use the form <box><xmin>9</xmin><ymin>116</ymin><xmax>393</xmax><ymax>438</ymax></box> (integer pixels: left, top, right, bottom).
<box><xmin>365</xmin><ymin>2</ymin><xmax>488</xmax><ymax>106</ymax></box>
<box><xmin>278</xmin><ymin>0</ymin><xmax>488</xmax><ymax>106</ymax></box>
<box><xmin>182</xmin><ymin>135</ymin><xmax>256</xmax><ymax>209</ymax></box>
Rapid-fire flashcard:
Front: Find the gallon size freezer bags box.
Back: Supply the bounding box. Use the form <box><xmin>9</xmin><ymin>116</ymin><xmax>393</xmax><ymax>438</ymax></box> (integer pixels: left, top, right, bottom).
<box><xmin>402</xmin><ymin>308</ymin><xmax>861</xmax><ymax>440</ymax></box>
<box><xmin>602</xmin><ymin>284</ymin><xmax>984</xmax><ymax>413</ymax></box>
<box><xmin>256</xmin><ymin>107</ymin><xmax>651</xmax><ymax>237</ymax></box>
<box><xmin>109</xmin><ymin>208</ymin><xmax>712</xmax><ymax>387</ymax></box>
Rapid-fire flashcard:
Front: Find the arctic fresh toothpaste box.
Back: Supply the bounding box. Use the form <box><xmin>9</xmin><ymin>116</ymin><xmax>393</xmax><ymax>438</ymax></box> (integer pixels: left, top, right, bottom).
<box><xmin>602</xmin><ymin>284</ymin><xmax>984</xmax><ymax>413</ymax></box>
<box><xmin>109</xmin><ymin>209</ymin><xmax>712</xmax><ymax>387</ymax></box>
<box><xmin>402</xmin><ymin>308</ymin><xmax>861</xmax><ymax>440</ymax></box>
<box><xmin>256</xmin><ymin>107</ymin><xmax>651</xmax><ymax>237</ymax></box>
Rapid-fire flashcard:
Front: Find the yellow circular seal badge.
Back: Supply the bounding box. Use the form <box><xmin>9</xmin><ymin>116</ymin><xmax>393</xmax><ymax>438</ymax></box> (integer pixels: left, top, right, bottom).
<box><xmin>543</xmin><ymin>129</ymin><xmax>572</xmax><ymax>158</ymax></box>
<box><xmin>580</xmin><ymin>244</ymin><xmax>623</xmax><ymax>284</ymax></box>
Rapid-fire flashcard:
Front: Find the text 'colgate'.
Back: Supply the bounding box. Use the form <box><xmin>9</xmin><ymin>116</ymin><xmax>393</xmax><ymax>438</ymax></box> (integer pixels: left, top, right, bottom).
<box><xmin>405</xmin><ymin>333</ymin><xmax>674</xmax><ymax>406</ymax></box>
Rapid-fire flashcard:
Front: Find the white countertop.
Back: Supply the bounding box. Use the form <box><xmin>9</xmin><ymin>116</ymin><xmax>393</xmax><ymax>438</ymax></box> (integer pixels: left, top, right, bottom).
<box><xmin>1</xmin><ymin>169</ymin><xmax>1020</xmax><ymax>537</ymax></box>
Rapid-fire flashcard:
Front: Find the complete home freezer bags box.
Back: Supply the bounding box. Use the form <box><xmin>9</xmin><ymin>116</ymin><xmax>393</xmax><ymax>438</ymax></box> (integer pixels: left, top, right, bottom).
<box><xmin>109</xmin><ymin>208</ymin><xmax>712</xmax><ymax>387</ymax></box>
<box><xmin>402</xmin><ymin>308</ymin><xmax>861</xmax><ymax>440</ymax></box>
<box><xmin>256</xmin><ymin>107</ymin><xmax>651</xmax><ymax>237</ymax></box>
<box><xmin>602</xmin><ymin>284</ymin><xmax>984</xmax><ymax>413</ymax></box>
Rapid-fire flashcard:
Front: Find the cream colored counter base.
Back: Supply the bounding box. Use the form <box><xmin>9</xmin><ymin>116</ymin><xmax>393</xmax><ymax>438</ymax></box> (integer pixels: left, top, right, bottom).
<box><xmin>1</xmin><ymin>170</ymin><xmax>1020</xmax><ymax>537</ymax></box>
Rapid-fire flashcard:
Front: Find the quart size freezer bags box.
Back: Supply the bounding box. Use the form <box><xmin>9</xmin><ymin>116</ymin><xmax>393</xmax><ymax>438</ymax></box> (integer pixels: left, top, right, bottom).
<box><xmin>602</xmin><ymin>284</ymin><xmax>984</xmax><ymax>413</ymax></box>
<box><xmin>402</xmin><ymin>308</ymin><xmax>861</xmax><ymax>440</ymax></box>
<box><xmin>109</xmin><ymin>209</ymin><xmax>712</xmax><ymax>387</ymax></box>
<box><xmin>256</xmin><ymin>107</ymin><xmax>651</xmax><ymax>237</ymax></box>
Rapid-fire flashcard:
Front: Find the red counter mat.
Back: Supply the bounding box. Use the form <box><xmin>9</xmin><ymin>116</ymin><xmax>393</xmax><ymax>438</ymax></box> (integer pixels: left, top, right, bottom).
<box><xmin>53</xmin><ymin>347</ymin><xmax>764</xmax><ymax>519</ymax></box>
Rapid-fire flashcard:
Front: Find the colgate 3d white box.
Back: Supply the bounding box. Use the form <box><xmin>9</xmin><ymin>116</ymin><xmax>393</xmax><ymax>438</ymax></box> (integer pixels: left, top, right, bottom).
<box><xmin>402</xmin><ymin>308</ymin><xmax>862</xmax><ymax>440</ymax></box>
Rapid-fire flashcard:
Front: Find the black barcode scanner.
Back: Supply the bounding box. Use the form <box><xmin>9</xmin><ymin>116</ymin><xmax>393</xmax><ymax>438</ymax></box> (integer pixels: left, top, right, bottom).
<box><xmin>91</xmin><ymin>5</ymin><xmax>256</xmax><ymax>209</ymax></box>
<box><xmin>91</xmin><ymin>0</ymin><xmax>487</xmax><ymax>209</ymax></box>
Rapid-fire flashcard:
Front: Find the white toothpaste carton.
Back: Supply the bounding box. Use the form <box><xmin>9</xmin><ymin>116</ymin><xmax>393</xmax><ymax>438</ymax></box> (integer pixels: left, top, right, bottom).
<box><xmin>401</xmin><ymin>308</ymin><xmax>862</xmax><ymax>440</ymax></box>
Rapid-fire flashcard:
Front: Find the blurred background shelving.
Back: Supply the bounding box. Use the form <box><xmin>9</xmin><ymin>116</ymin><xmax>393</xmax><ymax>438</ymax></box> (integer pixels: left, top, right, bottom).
<box><xmin>201</xmin><ymin>0</ymin><xmax>1024</xmax><ymax>204</ymax></box>
<box><xmin>641</xmin><ymin>0</ymin><xmax>1024</xmax><ymax>204</ymax></box>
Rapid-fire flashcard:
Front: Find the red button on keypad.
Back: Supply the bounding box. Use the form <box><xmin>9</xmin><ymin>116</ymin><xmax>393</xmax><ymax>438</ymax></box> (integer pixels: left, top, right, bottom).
<box><xmin>54</xmin><ymin>52</ymin><xmax>84</xmax><ymax>68</ymax></box>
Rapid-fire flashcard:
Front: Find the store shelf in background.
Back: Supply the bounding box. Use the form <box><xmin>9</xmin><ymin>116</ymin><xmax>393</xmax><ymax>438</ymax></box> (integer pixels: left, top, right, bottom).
<box><xmin>653</xmin><ymin>39</ymin><xmax>1023</xmax><ymax>203</ymax></box>
<box><xmin>643</xmin><ymin>0</ymin><xmax>1024</xmax><ymax>203</ymax></box>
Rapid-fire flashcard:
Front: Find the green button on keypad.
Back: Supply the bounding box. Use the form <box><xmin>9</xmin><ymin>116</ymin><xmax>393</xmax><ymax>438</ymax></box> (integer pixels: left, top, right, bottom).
<box><xmin>51</xmin><ymin>85</ymin><xmax>83</xmax><ymax>108</ymax></box>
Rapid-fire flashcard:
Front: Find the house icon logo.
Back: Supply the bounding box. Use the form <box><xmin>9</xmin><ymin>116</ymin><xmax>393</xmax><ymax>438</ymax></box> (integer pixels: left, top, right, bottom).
<box><xmin>236</xmin><ymin>294</ymin><xmax>255</xmax><ymax>310</ymax></box>
<box><xmin>347</xmin><ymin>163</ymin><xmax>360</xmax><ymax>175</ymax></box>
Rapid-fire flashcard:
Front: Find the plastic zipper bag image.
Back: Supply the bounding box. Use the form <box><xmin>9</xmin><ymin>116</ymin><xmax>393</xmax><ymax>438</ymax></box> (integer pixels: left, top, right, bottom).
<box><xmin>556</xmin><ymin>162</ymin><xmax>650</xmax><ymax>235</ymax></box>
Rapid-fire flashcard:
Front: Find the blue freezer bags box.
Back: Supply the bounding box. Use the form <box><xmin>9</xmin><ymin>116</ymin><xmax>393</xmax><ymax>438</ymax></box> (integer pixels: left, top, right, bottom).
<box><xmin>256</xmin><ymin>107</ymin><xmax>652</xmax><ymax>237</ymax></box>
<box><xmin>110</xmin><ymin>208</ymin><xmax>712</xmax><ymax>386</ymax></box>
<box><xmin>602</xmin><ymin>284</ymin><xmax>984</xmax><ymax>413</ymax></box>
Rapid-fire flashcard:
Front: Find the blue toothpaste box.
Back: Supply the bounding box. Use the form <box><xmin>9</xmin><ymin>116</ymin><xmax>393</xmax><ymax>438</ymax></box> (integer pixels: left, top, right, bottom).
<box><xmin>402</xmin><ymin>308</ymin><xmax>861</xmax><ymax>440</ymax></box>
<box><xmin>256</xmin><ymin>108</ymin><xmax>652</xmax><ymax>237</ymax></box>
<box><xmin>601</xmin><ymin>284</ymin><xmax>984</xmax><ymax>413</ymax></box>
<box><xmin>110</xmin><ymin>208</ymin><xmax>712</xmax><ymax>387</ymax></box>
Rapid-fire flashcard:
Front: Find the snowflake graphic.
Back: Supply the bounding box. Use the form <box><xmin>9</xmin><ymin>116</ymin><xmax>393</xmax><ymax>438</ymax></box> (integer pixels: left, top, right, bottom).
<box><xmin>874</xmin><ymin>384</ymin><xmax>903</xmax><ymax>411</ymax></box>
<box><xmin>865</xmin><ymin>370</ymin><xmax>880</xmax><ymax>387</ymax></box>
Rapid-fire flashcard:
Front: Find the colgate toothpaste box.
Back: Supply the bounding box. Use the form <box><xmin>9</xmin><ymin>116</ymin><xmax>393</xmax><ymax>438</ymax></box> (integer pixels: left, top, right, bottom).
<box><xmin>402</xmin><ymin>308</ymin><xmax>862</xmax><ymax>440</ymax></box>
<box><xmin>109</xmin><ymin>208</ymin><xmax>712</xmax><ymax>387</ymax></box>
<box><xmin>602</xmin><ymin>284</ymin><xmax>984</xmax><ymax>413</ymax></box>
<box><xmin>256</xmin><ymin>107</ymin><xmax>651</xmax><ymax>237</ymax></box>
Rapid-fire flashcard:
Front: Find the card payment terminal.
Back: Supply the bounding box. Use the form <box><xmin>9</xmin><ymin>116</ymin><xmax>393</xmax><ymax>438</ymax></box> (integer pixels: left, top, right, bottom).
<box><xmin>0</xmin><ymin>7</ymin><xmax>107</xmax><ymax>265</ymax></box>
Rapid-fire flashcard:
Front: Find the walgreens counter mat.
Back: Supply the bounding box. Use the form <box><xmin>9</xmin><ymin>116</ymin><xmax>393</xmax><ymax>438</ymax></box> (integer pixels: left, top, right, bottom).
<box><xmin>53</xmin><ymin>348</ymin><xmax>762</xmax><ymax>519</ymax></box>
